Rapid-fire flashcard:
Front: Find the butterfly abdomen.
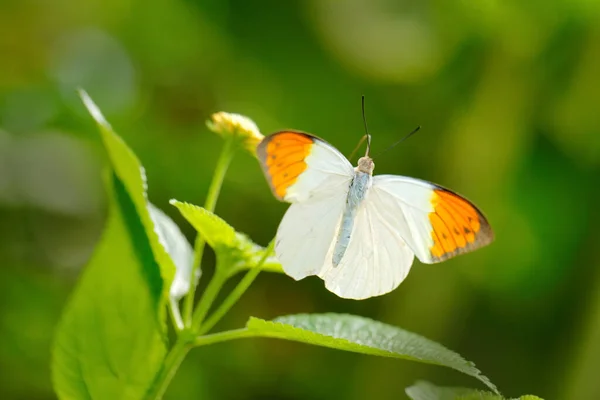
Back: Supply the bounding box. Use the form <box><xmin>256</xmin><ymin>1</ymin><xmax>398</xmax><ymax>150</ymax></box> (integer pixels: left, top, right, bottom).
<box><xmin>332</xmin><ymin>171</ymin><xmax>372</xmax><ymax>267</ymax></box>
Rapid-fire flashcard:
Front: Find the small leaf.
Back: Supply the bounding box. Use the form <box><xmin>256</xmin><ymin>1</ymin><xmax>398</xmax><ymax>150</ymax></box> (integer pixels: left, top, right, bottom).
<box><xmin>79</xmin><ymin>89</ymin><xmax>175</xmax><ymax>295</ymax></box>
<box><xmin>148</xmin><ymin>203</ymin><xmax>198</xmax><ymax>300</ymax></box>
<box><xmin>246</xmin><ymin>314</ymin><xmax>497</xmax><ymax>393</ymax></box>
<box><xmin>405</xmin><ymin>381</ymin><xmax>543</xmax><ymax>400</ymax></box>
<box><xmin>52</xmin><ymin>175</ymin><xmax>167</xmax><ymax>399</ymax></box>
<box><xmin>170</xmin><ymin>200</ymin><xmax>282</xmax><ymax>275</ymax></box>
<box><xmin>169</xmin><ymin>200</ymin><xmax>236</xmax><ymax>251</ymax></box>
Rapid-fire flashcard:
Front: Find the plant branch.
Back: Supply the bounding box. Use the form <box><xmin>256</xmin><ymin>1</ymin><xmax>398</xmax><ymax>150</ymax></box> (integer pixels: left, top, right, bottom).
<box><xmin>193</xmin><ymin>328</ymin><xmax>259</xmax><ymax>347</ymax></box>
<box><xmin>147</xmin><ymin>334</ymin><xmax>193</xmax><ymax>400</ymax></box>
<box><xmin>198</xmin><ymin>240</ymin><xmax>275</xmax><ymax>335</ymax></box>
<box><xmin>183</xmin><ymin>137</ymin><xmax>236</xmax><ymax>327</ymax></box>
<box><xmin>191</xmin><ymin>267</ymin><xmax>228</xmax><ymax>329</ymax></box>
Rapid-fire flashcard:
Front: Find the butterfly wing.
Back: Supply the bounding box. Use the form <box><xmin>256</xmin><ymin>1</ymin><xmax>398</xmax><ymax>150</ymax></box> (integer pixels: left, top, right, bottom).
<box><xmin>275</xmin><ymin>186</ymin><xmax>349</xmax><ymax>280</ymax></box>
<box><xmin>256</xmin><ymin>131</ymin><xmax>354</xmax><ymax>203</ymax></box>
<box><xmin>317</xmin><ymin>175</ymin><xmax>493</xmax><ymax>300</ymax></box>
<box><xmin>257</xmin><ymin>131</ymin><xmax>355</xmax><ymax>280</ymax></box>
<box><xmin>371</xmin><ymin>175</ymin><xmax>494</xmax><ymax>264</ymax></box>
<box><xmin>317</xmin><ymin>195</ymin><xmax>415</xmax><ymax>300</ymax></box>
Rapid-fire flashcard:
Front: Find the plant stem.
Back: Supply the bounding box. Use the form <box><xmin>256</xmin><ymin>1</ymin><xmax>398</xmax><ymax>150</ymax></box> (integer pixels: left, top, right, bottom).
<box><xmin>191</xmin><ymin>268</ymin><xmax>227</xmax><ymax>329</ymax></box>
<box><xmin>183</xmin><ymin>137</ymin><xmax>236</xmax><ymax>327</ymax></box>
<box><xmin>169</xmin><ymin>297</ymin><xmax>184</xmax><ymax>331</ymax></box>
<box><xmin>198</xmin><ymin>240</ymin><xmax>275</xmax><ymax>335</ymax></box>
<box><xmin>193</xmin><ymin>328</ymin><xmax>259</xmax><ymax>347</ymax></box>
<box><xmin>151</xmin><ymin>241</ymin><xmax>273</xmax><ymax>397</ymax></box>
<box><xmin>149</xmin><ymin>327</ymin><xmax>259</xmax><ymax>399</ymax></box>
<box><xmin>148</xmin><ymin>335</ymin><xmax>193</xmax><ymax>400</ymax></box>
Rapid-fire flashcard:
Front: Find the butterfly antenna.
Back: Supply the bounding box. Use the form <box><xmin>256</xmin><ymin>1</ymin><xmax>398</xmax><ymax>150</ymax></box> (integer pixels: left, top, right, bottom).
<box><xmin>373</xmin><ymin>125</ymin><xmax>421</xmax><ymax>159</ymax></box>
<box><xmin>348</xmin><ymin>134</ymin><xmax>368</xmax><ymax>162</ymax></box>
<box><xmin>361</xmin><ymin>95</ymin><xmax>372</xmax><ymax>157</ymax></box>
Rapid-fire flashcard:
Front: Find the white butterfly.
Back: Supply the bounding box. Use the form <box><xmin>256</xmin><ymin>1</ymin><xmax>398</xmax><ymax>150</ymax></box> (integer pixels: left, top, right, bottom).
<box><xmin>257</xmin><ymin>131</ymin><xmax>493</xmax><ymax>300</ymax></box>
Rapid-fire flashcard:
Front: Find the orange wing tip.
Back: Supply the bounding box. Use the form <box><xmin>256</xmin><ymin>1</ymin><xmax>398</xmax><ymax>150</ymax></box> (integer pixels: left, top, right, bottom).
<box><xmin>428</xmin><ymin>188</ymin><xmax>494</xmax><ymax>262</ymax></box>
<box><xmin>257</xmin><ymin>131</ymin><xmax>316</xmax><ymax>200</ymax></box>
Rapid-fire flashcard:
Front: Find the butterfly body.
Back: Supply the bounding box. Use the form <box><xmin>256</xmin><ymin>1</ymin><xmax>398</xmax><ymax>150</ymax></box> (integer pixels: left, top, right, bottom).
<box><xmin>257</xmin><ymin>130</ymin><xmax>493</xmax><ymax>300</ymax></box>
<box><xmin>333</xmin><ymin>158</ymin><xmax>373</xmax><ymax>266</ymax></box>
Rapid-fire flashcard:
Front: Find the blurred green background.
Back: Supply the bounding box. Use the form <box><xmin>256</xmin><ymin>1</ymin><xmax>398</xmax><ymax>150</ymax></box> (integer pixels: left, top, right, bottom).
<box><xmin>1</xmin><ymin>0</ymin><xmax>600</xmax><ymax>399</ymax></box>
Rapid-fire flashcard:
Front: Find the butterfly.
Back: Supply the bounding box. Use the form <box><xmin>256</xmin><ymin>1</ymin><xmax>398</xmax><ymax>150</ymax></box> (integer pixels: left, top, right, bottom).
<box><xmin>256</xmin><ymin>130</ymin><xmax>493</xmax><ymax>300</ymax></box>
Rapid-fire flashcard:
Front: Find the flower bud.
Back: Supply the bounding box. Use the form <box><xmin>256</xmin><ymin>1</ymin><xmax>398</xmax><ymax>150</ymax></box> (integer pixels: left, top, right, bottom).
<box><xmin>207</xmin><ymin>112</ymin><xmax>263</xmax><ymax>155</ymax></box>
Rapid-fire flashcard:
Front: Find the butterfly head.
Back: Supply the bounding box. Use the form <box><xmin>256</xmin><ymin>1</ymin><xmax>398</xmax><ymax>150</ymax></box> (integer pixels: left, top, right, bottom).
<box><xmin>357</xmin><ymin>156</ymin><xmax>374</xmax><ymax>175</ymax></box>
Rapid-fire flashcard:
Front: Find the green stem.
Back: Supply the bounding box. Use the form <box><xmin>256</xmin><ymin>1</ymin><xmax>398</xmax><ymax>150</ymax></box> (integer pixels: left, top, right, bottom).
<box><xmin>150</xmin><ymin>327</ymin><xmax>259</xmax><ymax>398</ymax></box>
<box><xmin>169</xmin><ymin>297</ymin><xmax>184</xmax><ymax>331</ymax></box>
<box><xmin>182</xmin><ymin>137</ymin><xmax>236</xmax><ymax>327</ymax></box>
<box><xmin>194</xmin><ymin>328</ymin><xmax>259</xmax><ymax>347</ymax></box>
<box><xmin>149</xmin><ymin>241</ymin><xmax>273</xmax><ymax>398</ymax></box>
<box><xmin>191</xmin><ymin>268</ymin><xmax>227</xmax><ymax>329</ymax></box>
<box><xmin>148</xmin><ymin>335</ymin><xmax>193</xmax><ymax>400</ymax></box>
<box><xmin>198</xmin><ymin>240</ymin><xmax>275</xmax><ymax>335</ymax></box>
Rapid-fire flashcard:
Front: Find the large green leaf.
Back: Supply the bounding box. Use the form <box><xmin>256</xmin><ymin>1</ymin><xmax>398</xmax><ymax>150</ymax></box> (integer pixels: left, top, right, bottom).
<box><xmin>405</xmin><ymin>380</ymin><xmax>543</xmax><ymax>400</ymax></box>
<box><xmin>79</xmin><ymin>89</ymin><xmax>176</xmax><ymax>296</ymax></box>
<box><xmin>52</xmin><ymin>93</ymin><xmax>195</xmax><ymax>398</ymax></box>
<box><xmin>246</xmin><ymin>314</ymin><xmax>498</xmax><ymax>393</ymax></box>
<box><xmin>170</xmin><ymin>200</ymin><xmax>282</xmax><ymax>276</ymax></box>
<box><xmin>52</xmin><ymin>175</ymin><xmax>167</xmax><ymax>399</ymax></box>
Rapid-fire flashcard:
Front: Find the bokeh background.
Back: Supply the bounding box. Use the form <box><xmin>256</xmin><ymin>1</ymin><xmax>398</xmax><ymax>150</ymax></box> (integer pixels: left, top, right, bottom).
<box><xmin>1</xmin><ymin>0</ymin><xmax>600</xmax><ymax>399</ymax></box>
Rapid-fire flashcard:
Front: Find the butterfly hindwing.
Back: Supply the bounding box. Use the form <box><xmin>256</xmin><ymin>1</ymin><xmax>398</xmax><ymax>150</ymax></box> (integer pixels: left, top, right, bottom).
<box><xmin>275</xmin><ymin>187</ymin><xmax>348</xmax><ymax>281</ymax></box>
<box><xmin>317</xmin><ymin>196</ymin><xmax>415</xmax><ymax>300</ymax></box>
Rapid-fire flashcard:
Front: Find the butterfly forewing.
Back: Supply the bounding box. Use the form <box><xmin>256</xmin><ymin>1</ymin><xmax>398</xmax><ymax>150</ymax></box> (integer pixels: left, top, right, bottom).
<box><xmin>371</xmin><ymin>175</ymin><xmax>493</xmax><ymax>264</ymax></box>
<box><xmin>256</xmin><ymin>131</ymin><xmax>354</xmax><ymax>203</ymax></box>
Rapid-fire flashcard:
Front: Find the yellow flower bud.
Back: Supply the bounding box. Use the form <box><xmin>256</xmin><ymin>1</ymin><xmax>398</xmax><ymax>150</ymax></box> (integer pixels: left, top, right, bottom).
<box><xmin>207</xmin><ymin>112</ymin><xmax>263</xmax><ymax>155</ymax></box>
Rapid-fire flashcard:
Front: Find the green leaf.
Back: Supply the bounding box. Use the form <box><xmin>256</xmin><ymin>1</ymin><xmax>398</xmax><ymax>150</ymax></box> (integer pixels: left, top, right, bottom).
<box><xmin>79</xmin><ymin>89</ymin><xmax>176</xmax><ymax>296</ymax></box>
<box><xmin>405</xmin><ymin>381</ymin><xmax>543</xmax><ymax>400</ymax></box>
<box><xmin>170</xmin><ymin>200</ymin><xmax>283</xmax><ymax>276</ymax></box>
<box><xmin>246</xmin><ymin>314</ymin><xmax>498</xmax><ymax>393</ymax></box>
<box><xmin>405</xmin><ymin>380</ymin><xmax>500</xmax><ymax>400</ymax></box>
<box><xmin>52</xmin><ymin>175</ymin><xmax>167</xmax><ymax>399</ymax></box>
<box><xmin>169</xmin><ymin>200</ymin><xmax>236</xmax><ymax>250</ymax></box>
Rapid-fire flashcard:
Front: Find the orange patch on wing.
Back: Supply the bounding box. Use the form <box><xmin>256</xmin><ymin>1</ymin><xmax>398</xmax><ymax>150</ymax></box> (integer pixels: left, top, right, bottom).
<box><xmin>428</xmin><ymin>189</ymin><xmax>486</xmax><ymax>260</ymax></box>
<box><xmin>429</xmin><ymin>213</ymin><xmax>456</xmax><ymax>257</ymax></box>
<box><xmin>264</xmin><ymin>133</ymin><xmax>313</xmax><ymax>198</ymax></box>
